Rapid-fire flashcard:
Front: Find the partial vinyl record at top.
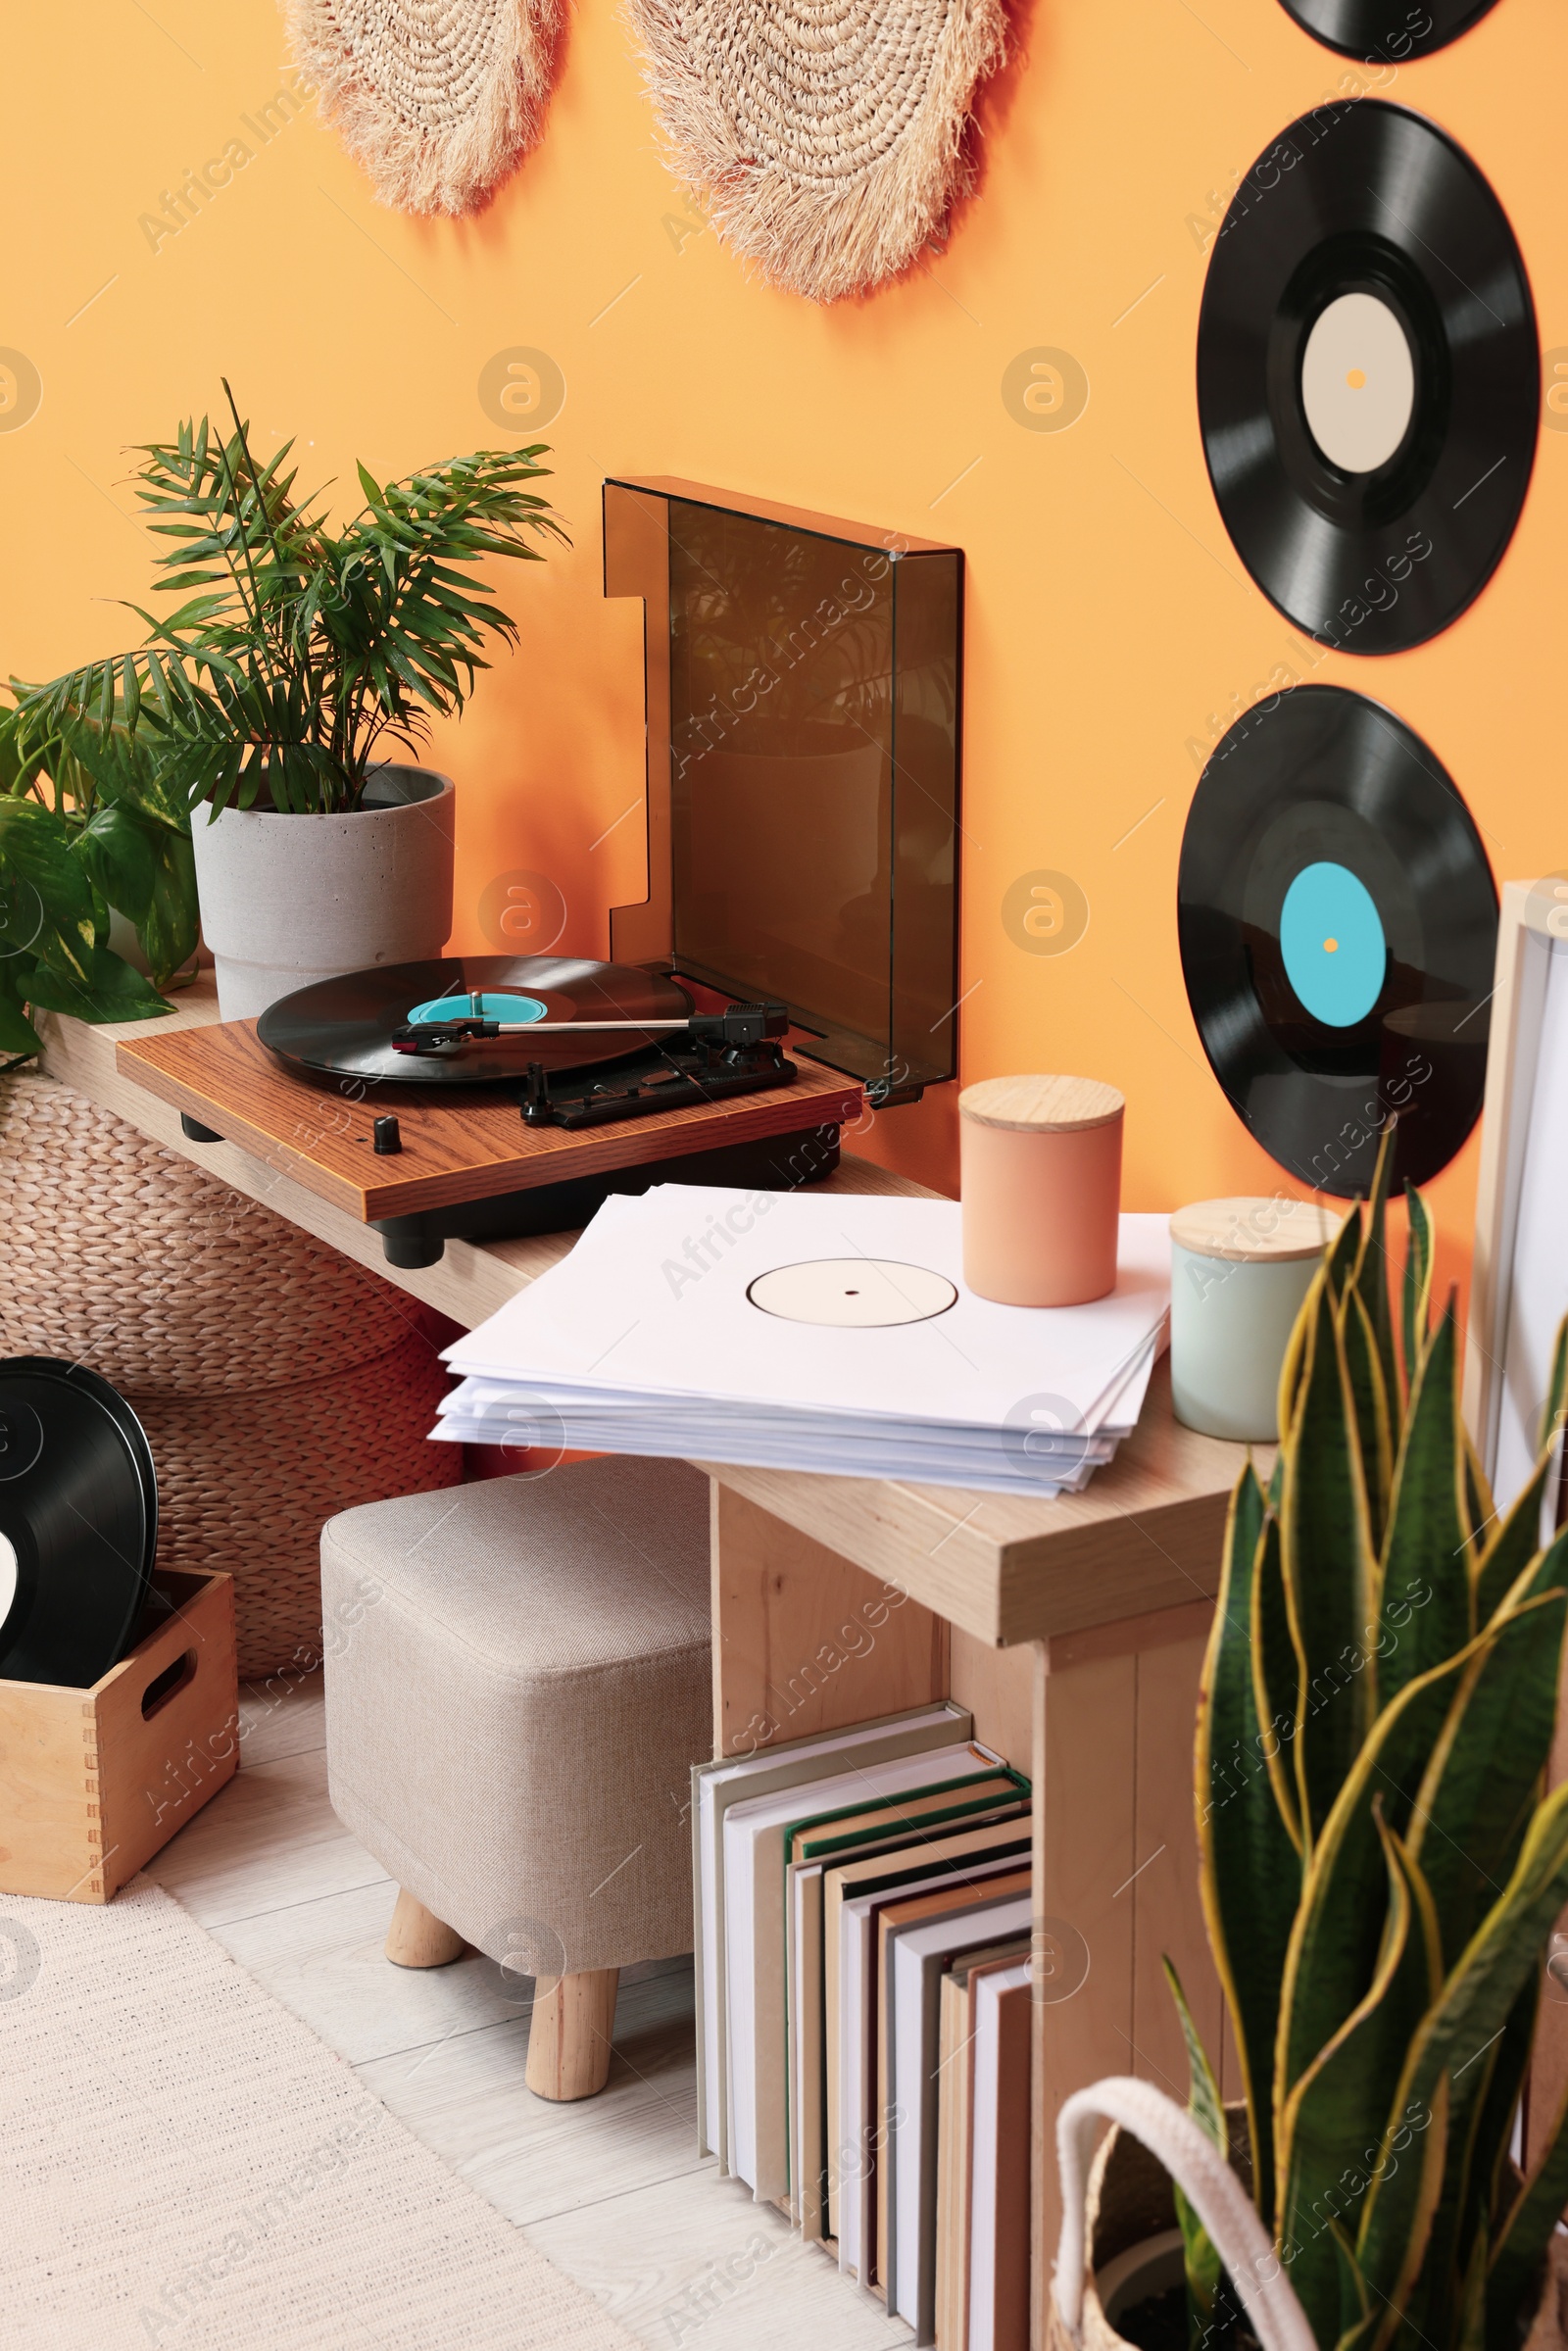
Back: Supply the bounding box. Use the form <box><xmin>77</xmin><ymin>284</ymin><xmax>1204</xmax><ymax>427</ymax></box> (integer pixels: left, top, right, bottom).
<box><xmin>1276</xmin><ymin>0</ymin><xmax>1499</xmax><ymax>59</ymax></box>
<box><xmin>0</xmin><ymin>1357</ymin><xmax>158</xmax><ymax>1688</ymax></box>
<box><xmin>1198</xmin><ymin>101</ymin><xmax>1538</xmax><ymax>654</ymax></box>
<box><xmin>1177</xmin><ymin>685</ymin><xmax>1497</xmax><ymax>1197</ymax></box>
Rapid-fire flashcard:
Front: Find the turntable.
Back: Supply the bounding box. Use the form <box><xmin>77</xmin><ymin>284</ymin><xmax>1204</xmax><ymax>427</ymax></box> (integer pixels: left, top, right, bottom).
<box><xmin>118</xmin><ymin>955</ymin><xmax>863</xmax><ymax>1268</ymax></box>
<box><xmin>114</xmin><ymin>479</ymin><xmax>961</xmax><ymax>1266</ymax></box>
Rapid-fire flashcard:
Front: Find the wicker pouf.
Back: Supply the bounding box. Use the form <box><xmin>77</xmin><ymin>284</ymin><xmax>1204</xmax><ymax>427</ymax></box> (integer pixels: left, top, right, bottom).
<box><xmin>0</xmin><ymin>1068</ymin><xmax>412</xmax><ymax>1392</ymax></box>
<box><xmin>0</xmin><ymin>1070</ymin><xmax>461</xmax><ymax>1677</ymax></box>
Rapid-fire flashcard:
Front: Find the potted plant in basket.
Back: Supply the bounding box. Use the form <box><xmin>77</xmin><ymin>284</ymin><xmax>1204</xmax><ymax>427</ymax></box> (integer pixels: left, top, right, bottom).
<box><xmin>1050</xmin><ymin>1140</ymin><xmax>1568</xmax><ymax>2351</ymax></box>
<box><xmin>4</xmin><ymin>383</ymin><xmax>565</xmax><ymax>1021</ymax></box>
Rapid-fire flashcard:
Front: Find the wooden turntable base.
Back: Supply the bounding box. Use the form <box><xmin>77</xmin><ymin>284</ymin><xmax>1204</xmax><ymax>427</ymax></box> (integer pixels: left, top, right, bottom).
<box><xmin>117</xmin><ymin>1018</ymin><xmax>864</xmax><ymax>1227</ymax></box>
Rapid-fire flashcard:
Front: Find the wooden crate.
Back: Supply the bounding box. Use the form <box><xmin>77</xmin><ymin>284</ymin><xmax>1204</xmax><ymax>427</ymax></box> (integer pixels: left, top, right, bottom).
<box><xmin>0</xmin><ymin>1569</ymin><xmax>238</xmax><ymax>1902</ymax></box>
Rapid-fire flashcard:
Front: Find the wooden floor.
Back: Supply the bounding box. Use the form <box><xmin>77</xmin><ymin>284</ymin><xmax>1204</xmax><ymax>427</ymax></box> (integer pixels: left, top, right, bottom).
<box><xmin>145</xmin><ymin>1670</ymin><xmax>912</xmax><ymax>2351</ymax></box>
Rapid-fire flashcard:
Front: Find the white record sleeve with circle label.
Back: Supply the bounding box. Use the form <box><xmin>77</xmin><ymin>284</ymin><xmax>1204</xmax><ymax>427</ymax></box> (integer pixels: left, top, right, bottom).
<box><xmin>748</xmin><ymin>1259</ymin><xmax>958</xmax><ymax>1327</ymax></box>
<box><xmin>444</xmin><ymin>1185</ymin><xmax>1172</xmax><ymax>1437</ymax></box>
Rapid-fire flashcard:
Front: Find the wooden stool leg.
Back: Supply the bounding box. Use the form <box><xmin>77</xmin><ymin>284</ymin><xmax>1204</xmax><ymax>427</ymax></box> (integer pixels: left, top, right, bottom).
<box><xmin>385</xmin><ymin>1886</ymin><xmax>465</xmax><ymax>1969</ymax></box>
<box><xmin>525</xmin><ymin>1967</ymin><xmax>619</xmax><ymax>2100</ymax></box>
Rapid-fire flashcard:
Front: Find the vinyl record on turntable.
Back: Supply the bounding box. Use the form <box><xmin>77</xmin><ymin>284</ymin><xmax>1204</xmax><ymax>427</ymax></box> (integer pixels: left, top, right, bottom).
<box><xmin>1198</xmin><ymin>101</ymin><xmax>1538</xmax><ymax>654</ymax></box>
<box><xmin>0</xmin><ymin>1356</ymin><xmax>158</xmax><ymax>1688</ymax></box>
<box><xmin>258</xmin><ymin>956</ymin><xmax>697</xmax><ymax>1086</ymax></box>
<box><xmin>1274</xmin><ymin>0</ymin><xmax>1498</xmax><ymax>58</ymax></box>
<box><xmin>1177</xmin><ymin>685</ymin><xmax>1497</xmax><ymax>1197</ymax></box>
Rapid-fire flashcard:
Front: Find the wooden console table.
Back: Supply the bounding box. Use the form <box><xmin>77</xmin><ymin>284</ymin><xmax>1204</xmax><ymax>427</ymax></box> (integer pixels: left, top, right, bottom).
<box><xmin>36</xmin><ymin>982</ymin><xmax>1255</xmax><ymax>2345</ymax></box>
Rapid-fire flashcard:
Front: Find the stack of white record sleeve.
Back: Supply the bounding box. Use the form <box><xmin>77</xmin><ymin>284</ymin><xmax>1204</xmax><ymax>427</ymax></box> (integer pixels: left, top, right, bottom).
<box><xmin>433</xmin><ymin>1184</ymin><xmax>1171</xmax><ymax>1497</ymax></box>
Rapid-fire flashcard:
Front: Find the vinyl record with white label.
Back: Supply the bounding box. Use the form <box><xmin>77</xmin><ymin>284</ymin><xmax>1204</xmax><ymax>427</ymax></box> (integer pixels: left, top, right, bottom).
<box><xmin>1177</xmin><ymin>685</ymin><xmax>1497</xmax><ymax>1196</ymax></box>
<box><xmin>1276</xmin><ymin>0</ymin><xmax>1498</xmax><ymax>58</ymax></box>
<box><xmin>1198</xmin><ymin>101</ymin><xmax>1538</xmax><ymax>653</ymax></box>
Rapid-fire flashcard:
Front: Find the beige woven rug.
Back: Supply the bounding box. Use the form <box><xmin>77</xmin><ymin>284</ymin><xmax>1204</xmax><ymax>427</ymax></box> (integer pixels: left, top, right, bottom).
<box><xmin>632</xmin><ymin>0</ymin><xmax>1006</xmax><ymax>302</ymax></box>
<box><xmin>286</xmin><ymin>0</ymin><xmax>562</xmax><ymax>215</ymax></box>
<box><xmin>2</xmin><ymin>1880</ymin><xmax>634</xmax><ymax>2351</ymax></box>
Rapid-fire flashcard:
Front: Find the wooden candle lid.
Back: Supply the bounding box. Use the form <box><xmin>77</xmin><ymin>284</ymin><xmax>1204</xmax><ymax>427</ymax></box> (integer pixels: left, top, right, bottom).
<box><xmin>1170</xmin><ymin>1196</ymin><xmax>1345</xmax><ymax>1265</ymax></box>
<box><xmin>958</xmin><ymin>1075</ymin><xmax>1124</xmax><ymax>1134</ymax></box>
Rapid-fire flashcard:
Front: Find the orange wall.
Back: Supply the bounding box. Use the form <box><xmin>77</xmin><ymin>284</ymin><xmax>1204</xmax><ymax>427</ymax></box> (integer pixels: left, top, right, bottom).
<box><xmin>5</xmin><ymin>0</ymin><xmax>1564</xmax><ymax>1294</ymax></box>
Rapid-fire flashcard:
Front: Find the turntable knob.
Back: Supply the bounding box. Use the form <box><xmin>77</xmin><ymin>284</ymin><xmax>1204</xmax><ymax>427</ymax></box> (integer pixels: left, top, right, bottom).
<box><xmin>373</xmin><ymin>1116</ymin><xmax>403</xmax><ymax>1154</ymax></box>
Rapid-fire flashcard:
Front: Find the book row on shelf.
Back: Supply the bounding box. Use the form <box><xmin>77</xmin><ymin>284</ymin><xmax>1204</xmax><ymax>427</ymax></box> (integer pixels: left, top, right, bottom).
<box><xmin>693</xmin><ymin>1700</ymin><xmax>1035</xmax><ymax>2351</ymax></box>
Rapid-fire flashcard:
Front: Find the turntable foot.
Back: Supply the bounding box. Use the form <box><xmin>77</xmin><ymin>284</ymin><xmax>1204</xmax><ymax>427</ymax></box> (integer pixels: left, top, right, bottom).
<box><xmin>376</xmin><ymin>1216</ymin><xmax>444</xmax><ymax>1269</ymax></box>
<box><xmin>180</xmin><ymin>1114</ymin><xmax>222</xmax><ymax>1144</ymax></box>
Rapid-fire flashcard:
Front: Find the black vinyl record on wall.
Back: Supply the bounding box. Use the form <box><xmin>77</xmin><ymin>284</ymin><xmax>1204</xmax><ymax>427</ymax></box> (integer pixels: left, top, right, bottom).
<box><xmin>1197</xmin><ymin>101</ymin><xmax>1538</xmax><ymax>654</ymax></box>
<box><xmin>1276</xmin><ymin>0</ymin><xmax>1499</xmax><ymax>60</ymax></box>
<box><xmin>1177</xmin><ymin>685</ymin><xmax>1497</xmax><ymax>1197</ymax></box>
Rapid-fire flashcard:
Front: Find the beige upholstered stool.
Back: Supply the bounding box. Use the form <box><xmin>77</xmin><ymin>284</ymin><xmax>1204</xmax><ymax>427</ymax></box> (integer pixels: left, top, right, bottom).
<box><xmin>320</xmin><ymin>1456</ymin><xmax>710</xmax><ymax>2100</ymax></box>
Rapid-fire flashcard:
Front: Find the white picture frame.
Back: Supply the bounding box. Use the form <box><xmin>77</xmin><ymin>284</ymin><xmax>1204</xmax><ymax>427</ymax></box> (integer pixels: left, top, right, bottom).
<box><xmin>1462</xmin><ymin>875</ymin><xmax>1568</xmax><ymax>1505</ymax></box>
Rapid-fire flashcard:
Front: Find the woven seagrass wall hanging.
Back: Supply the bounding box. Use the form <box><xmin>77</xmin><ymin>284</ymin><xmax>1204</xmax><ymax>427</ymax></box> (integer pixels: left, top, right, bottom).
<box><xmin>286</xmin><ymin>0</ymin><xmax>562</xmax><ymax>216</ymax></box>
<box><xmin>631</xmin><ymin>0</ymin><xmax>1005</xmax><ymax>303</ymax></box>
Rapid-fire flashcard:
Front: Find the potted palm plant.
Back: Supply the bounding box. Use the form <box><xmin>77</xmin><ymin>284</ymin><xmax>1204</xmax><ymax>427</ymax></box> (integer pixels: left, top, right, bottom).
<box><xmin>1050</xmin><ymin>1141</ymin><xmax>1568</xmax><ymax>2351</ymax></box>
<box><xmin>6</xmin><ymin>385</ymin><xmax>565</xmax><ymax>1020</ymax></box>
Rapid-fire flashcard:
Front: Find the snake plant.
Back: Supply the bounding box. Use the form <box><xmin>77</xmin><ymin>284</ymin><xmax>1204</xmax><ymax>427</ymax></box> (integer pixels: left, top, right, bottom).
<box><xmin>1172</xmin><ymin>1140</ymin><xmax>1568</xmax><ymax>2351</ymax></box>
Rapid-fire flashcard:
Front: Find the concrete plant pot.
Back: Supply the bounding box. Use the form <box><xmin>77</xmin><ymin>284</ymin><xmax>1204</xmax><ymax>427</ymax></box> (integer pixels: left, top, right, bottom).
<box><xmin>190</xmin><ymin>764</ymin><xmax>456</xmax><ymax>1020</ymax></box>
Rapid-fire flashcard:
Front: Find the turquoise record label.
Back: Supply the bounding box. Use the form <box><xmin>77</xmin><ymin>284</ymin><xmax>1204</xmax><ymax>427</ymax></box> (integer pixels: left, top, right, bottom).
<box><xmin>1279</xmin><ymin>860</ymin><xmax>1387</xmax><ymax>1028</ymax></box>
<box><xmin>407</xmin><ymin>993</ymin><xmax>548</xmax><ymax>1026</ymax></box>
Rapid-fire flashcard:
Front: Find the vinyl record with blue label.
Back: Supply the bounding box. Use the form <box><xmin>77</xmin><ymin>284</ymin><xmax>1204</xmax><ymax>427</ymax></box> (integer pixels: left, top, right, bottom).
<box><xmin>1177</xmin><ymin>685</ymin><xmax>1497</xmax><ymax>1196</ymax></box>
<box><xmin>257</xmin><ymin>956</ymin><xmax>695</xmax><ymax>1086</ymax></box>
<box><xmin>1198</xmin><ymin>101</ymin><xmax>1538</xmax><ymax>654</ymax></box>
<box><xmin>0</xmin><ymin>1357</ymin><xmax>158</xmax><ymax>1688</ymax></box>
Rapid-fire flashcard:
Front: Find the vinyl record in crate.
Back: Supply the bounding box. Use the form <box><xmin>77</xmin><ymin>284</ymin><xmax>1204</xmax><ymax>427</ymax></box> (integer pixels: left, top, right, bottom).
<box><xmin>258</xmin><ymin>955</ymin><xmax>697</xmax><ymax>1086</ymax></box>
<box><xmin>1275</xmin><ymin>0</ymin><xmax>1498</xmax><ymax>59</ymax></box>
<box><xmin>1178</xmin><ymin>685</ymin><xmax>1497</xmax><ymax>1197</ymax></box>
<box><xmin>0</xmin><ymin>1356</ymin><xmax>158</xmax><ymax>1688</ymax></box>
<box><xmin>1198</xmin><ymin>101</ymin><xmax>1538</xmax><ymax>654</ymax></box>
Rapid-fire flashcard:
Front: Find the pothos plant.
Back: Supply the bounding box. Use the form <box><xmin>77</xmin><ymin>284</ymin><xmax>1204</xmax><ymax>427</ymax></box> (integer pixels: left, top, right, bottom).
<box><xmin>0</xmin><ymin>702</ymin><xmax>195</xmax><ymax>1058</ymax></box>
<box><xmin>1167</xmin><ymin>1138</ymin><xmax>1568</xmax><ymax>2351</ymax></box>
<box><xmin>0</xmin><ymin>383</ymin><xmax>565</xmax><ymax>1055</ymax></box>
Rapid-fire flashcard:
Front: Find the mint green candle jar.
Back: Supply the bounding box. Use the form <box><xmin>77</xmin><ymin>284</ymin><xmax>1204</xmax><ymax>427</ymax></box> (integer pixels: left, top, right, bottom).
<box><xmin>1169</xmin><ymin>1197</ymin><xmax>1343</xmax><ymax>1442</ymax></box>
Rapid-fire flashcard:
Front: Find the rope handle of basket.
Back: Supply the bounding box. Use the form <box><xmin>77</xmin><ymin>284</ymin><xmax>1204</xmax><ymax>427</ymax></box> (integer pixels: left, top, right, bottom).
<box><xmin>1054</xmin><ymin>2077</ymin><xmax>1317</xmax><ymax>2351</ymax></box>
